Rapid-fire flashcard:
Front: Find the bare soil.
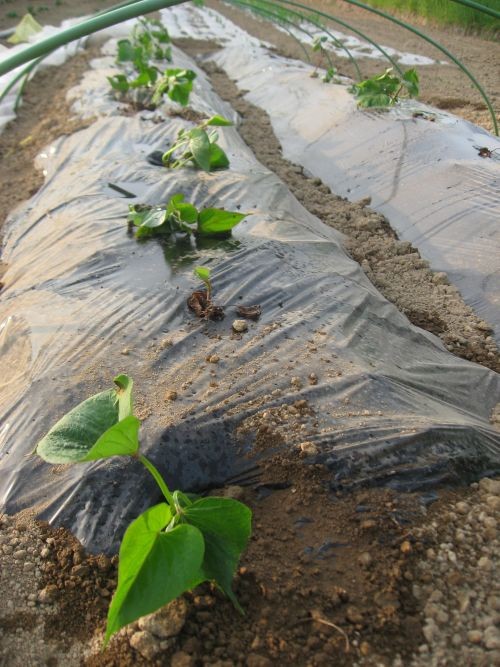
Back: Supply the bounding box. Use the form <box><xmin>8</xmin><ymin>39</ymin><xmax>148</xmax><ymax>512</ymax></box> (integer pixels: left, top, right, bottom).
<box><xmin>0</xmin><ymin>5</ymin><xmax>499</xmax><ymax>667</ymax></box>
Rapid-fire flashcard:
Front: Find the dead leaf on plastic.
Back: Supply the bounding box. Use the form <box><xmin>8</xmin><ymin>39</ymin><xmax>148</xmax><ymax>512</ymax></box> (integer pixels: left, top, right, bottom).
<box><xmin>236</xmin><ymin>304</ymin><xmax>262</xmax><ymax>320</ymax></box>
<box><xmin>188</xmin><ymin>290</ymin><xmax>224</xmax><ymax>320</ymax></box>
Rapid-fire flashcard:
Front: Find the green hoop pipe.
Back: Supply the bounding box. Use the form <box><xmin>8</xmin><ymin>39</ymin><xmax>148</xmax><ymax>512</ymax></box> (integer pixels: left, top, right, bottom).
<box><xmin>230</xmin><ymin>0</ymin><xmax>362</xmax><ymax>79</ymax></box>
<box><xmin>0</xmin><ymin>0</ymin><xmax>189</xmax><ymax>77</ymax></box>
<box><xmin>449</xmin><ymin>0</ymin><xmax>500</xmax><ymax>20</ymax></box>
<box><xmin>228</xmin><ymin>0</ymin><xmax>354</xmax><ymax>73</ymax></box>
<box><xmin>266</xmin><ymin>0</ymin><xmax>404</xmax><ymax>75</ymax></box>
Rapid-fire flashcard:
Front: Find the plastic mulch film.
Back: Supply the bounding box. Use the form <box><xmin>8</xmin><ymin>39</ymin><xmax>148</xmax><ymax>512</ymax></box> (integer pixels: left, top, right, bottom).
<box><xmin>165</xmin><ymin>5</ymin><xmax>500</xmax><ymax>343</ymax></box>
<box><xmin>0</xmin><ymin>41</ymin><xmax>499</xmax><ymax>554</ymax></box>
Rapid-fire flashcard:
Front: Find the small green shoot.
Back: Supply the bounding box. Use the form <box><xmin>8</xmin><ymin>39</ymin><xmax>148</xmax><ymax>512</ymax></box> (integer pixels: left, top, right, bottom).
<box><xmin>162</xmin><ymin>115</ymin><xmax>233</xmax><ymax>172</ymax></box>
<box><xmin>35</xmin><ymin>375</ymin><xmax>252</xmax><ymax>645</ymax></box>
<box><xmin>194</xmin><ymin>266</ymin><xmax>212</xmax><ymax>301</ymax></box>
<box><xmin>128</xmin><ymin>193</ymin><xmax>247</xmax><ymax>240</ymax></box>
<box><xmin>189</xmin><ymin>266</ymin><xmax>225</xmax><ymax>319</ymax></box>
<box><xmin>310</xmin><ymin>36</ymin><xmax>339</xmax><ymax>84</ymax></box>
<box><xmin>350</xmin><ymin>68</ymin><xmax>420</xmax><ymax>108</ymax></box>
<box><xmin>109</xmin><ymin>18</ymin><xmax>194</xmax><ymax>109</ymax></box>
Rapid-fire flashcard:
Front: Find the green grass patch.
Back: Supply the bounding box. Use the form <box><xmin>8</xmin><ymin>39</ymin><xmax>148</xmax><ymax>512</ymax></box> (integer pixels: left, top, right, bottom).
<box><xmin>360</xmin><ymin>0</ymin><xmax>500</xmax><ymax>33</ymax></box>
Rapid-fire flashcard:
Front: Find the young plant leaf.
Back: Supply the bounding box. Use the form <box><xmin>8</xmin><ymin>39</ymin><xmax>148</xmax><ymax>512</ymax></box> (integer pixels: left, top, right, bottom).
<box><xmin>194</xmin><ymin>266</ymin><xmax>211</xmax><ymax>286</ymax></box>
<box><xmin>36</xmin><ymin>375</ymin><xmax>135</xmax><ymax>464</ymax></box>
<box><xmin>208</xmin><ymin>143</ymin><xmax>230</xmax><ymax>170</ymax></box>
<box><xmin>402</xmin><ymin>68</ymin><xmax>419</xmax><ymax>98</ymax></box>
<box><xmin>205</xmin><ymin>115</ymin><xmax>233</xmax><ymax>127</ymax></box>
<box><xmin>116</xmin><ymin>39</ymin><xmax>136</xmax><ymax>63</ymax></box>
<box><xmin>82</xmin><ymin>415</ymin><xmax>140</xmax><ymax>462</ymax></box>
<box><xmin>197</xmin><ymin>209</ymin><xmax>246</xmax><ymax>236</ymax></box>
<box><xmin>115</xmin><ymin>374</ymin><xmax>134</xmax><ymax>421</ymax></box>
<box><xmin>189</xmin><ymin>129</ymin><xmax>211</xmax><ymax>172</ymax></box>
<box><xmin>108</xmin><ymin>74</ymin><xmax>130</xmax><ymax>93</ymax></box>
<box><xmin>105</xmin><ymin>503</ymin><xmax>205</xmax><ymax>643</ymax></box>
<box><xmin>137</xmin><ymin>206</ymin><xmax>168</xmax><ymax>229</ymax></box>
<box><xmin>166</xmin><ymin>194</ymin><xmax>198</xmax><ymax>224</ymax></box>
<box><xmin>184</xmin><ymin>497</ymin><xmax>252</xmax><ymax>610</ymax></box>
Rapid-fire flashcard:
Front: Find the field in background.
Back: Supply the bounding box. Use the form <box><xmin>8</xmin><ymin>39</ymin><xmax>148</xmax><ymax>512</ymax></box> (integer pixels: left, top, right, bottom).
<box><xmin>359</xmin><ymin>0</ymin><xmax>500</xmax><ymax>33</ymax></box>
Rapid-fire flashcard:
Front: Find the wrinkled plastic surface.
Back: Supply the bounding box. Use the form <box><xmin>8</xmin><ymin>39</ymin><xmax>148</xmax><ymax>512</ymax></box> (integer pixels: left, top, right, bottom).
<box><xmin>0</xmin><ymin>40</ymin><xmax>499</xmax><ymax>554</ymax></box>
<box><xmin>165</xmin><ymin>5</ymin><xmax>500</xmax><ymax>342</ymax></box>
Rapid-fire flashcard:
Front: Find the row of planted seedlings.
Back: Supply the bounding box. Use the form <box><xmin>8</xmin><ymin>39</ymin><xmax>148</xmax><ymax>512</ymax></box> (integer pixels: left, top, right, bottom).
<box><xmin>21</xmin><ymin>13</ymin><xmax>424</xmax><ymax>645</ymax></box>
<box><xmin>7</xmin><ymin>6</ymin><xmax>455</xmax><ymax>649</ymax></box>
<box><xmin>35</xmin><ymin>18</ymin><xmax>255</xmax><ymax>647</ymax></box>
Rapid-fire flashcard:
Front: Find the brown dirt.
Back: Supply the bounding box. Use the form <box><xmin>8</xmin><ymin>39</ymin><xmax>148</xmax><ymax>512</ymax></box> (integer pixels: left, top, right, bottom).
<box><xmin>0</xmin><ymin>459</ymin><xmax>474</xmax><ymax>667</ymax></box>
<box><xmin>0</xmin><ymin>48</ymin><xmax>101</xmax><ymax>280</ymax></box>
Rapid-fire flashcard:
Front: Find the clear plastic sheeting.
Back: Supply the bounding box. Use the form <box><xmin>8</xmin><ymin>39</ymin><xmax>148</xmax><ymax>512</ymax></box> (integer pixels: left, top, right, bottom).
<box><xmin>0</xmin><ymin>17</ymin><xmax>92</xmax><ymax>134</ymax></box>
<box><xmin>165</xmin><ymin>5</ymin><xmax>500</xmax><ymax>342</ymax></box>
<box><xmin>0</xmin><ymin>41</ymin><xmax>499</xmax><ymax>554</ymax></box>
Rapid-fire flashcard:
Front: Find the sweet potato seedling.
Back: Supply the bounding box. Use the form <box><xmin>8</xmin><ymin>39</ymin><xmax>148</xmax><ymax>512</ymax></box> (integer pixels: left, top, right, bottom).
<box><xmin>109</xmin><ymin>66</ymin><xmax>196</xmax><ymax>109</ymax></box>
<box><xmin>127</xmin><ymin>17</ymin><xmax>172</xmax><ymax>62</ymax></box>
<box><xmin>350</xmin><ymin>68</ymin><xmax>419</xmax><ymax>108</ymax></box>
<box><xmin>109</xmin><ymin>18</ymin><xmax>195</xmax><ymax>109</ymax></box>
<box><xmin>162</xmin><ymin>115</ymin><xmax>233</xmax><ymax>171</ymax></box>
<box><xmin>35</xmin><ymin>375</ymin><xmax>252</xmax><ymax>645</ymax></box>
<box><xmin>128</xmin><ymin>193</ymin><xmax>247</xmax><ymax>240</ymax></box>
<box><xmin>311</xmin><ymin>36</ymin><xmax>339</xmax><ymax>84</ymax></box>
<box><xmin>194</xmin><ymin>266</ymin><xmax>212</xmax><ymax>301</ymax></box>
<box><xmin>188</xmin><ymin>266</ymin><xmax>224</xmax><ymax>320</ymax></box>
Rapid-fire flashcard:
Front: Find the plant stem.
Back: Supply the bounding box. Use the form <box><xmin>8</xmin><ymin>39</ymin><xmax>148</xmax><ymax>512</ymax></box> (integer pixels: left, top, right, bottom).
<box><xmin>139</xmin><ymin>454</ymin><xmax>175</xmax><ymax>508</ymax></box>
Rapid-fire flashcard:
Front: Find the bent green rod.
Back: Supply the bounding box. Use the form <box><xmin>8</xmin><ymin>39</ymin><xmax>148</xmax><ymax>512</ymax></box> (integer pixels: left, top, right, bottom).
<box><xmin>449</xmin><ymin>0</ymin><xmax>500</xmax><ymax>20</ymax></box>
<box><xmin>267</xmin><ymin>0</ymin><xmax>404</xmax><ymax>76</ymax></box>
<box><xmin>228</xmin><ymin>0</ymin><xmax>348</xmax><ymax>72</ymax></box>
<box><xmin>0</xmin><ymin>0</ymin><xmax>190</xmax><ymax>77</ymax></box>
<box><xmin>233</xmin><ymin>0</ymin><xmax>362</xmax><ymax>79</ymax></box>
<box><xmin>0</xmin><ymin>0</ymin><xmax>151</xmax><ymax>106</ymax></box>
<box><xmin>229</xmin><ymin>1</ymin><xmax>313</xmax><ymax>63</ymax></box>
<box><xmin>339</xmin><ymin>0</ymin><xmax>498</xmax><ymax>134</ymax></box>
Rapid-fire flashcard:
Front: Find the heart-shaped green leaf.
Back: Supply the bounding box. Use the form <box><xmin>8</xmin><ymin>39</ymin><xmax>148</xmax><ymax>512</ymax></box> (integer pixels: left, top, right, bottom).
<box><xmin>36</xmin><ymin>375</ymin><xmax>137</xmax><ymax>464</ymax></box>
<box><xmin>184</xmin><ymin>497</ymin><xmax>252</xmax><ymax>610</ymax></box>
<box><xmin>81</xmin><ymin>415</ymin><xmax>140</xmax><ymax>462</ymax></box>
<box><xmin>105</xmin><ymin>503</ymin><xmax>205</xmax><ymax>643</ymax></box>
<box><xmin>208</xmin><ymin>143</ymin><xmax>230</xmax><ymax>170</ymax></box>
<box><xmin>189</xmin><ymin>129</ymin><xmax>211</xmax><ymax>172</ymax></box>
<box><xmin>194</xmin><ymin>266</ymin><xmax>210</xmax><ymax>284</ymax></box>
<box><xmin>197</xmin><ymin>209</ymin><xmax>246</xmax><ymax>236</ymax></box>
<box><xmin>205</xmin><ymin>115</ymin><xmax>233</xmax><ymax>127</ymax></box>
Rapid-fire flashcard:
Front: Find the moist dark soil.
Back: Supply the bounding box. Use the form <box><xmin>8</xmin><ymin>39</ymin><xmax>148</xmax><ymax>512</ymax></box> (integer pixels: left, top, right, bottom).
<box><xmin>0</xmin><ymin>460</ymin><xmax>470</xmax><ymax>667</ymax></box>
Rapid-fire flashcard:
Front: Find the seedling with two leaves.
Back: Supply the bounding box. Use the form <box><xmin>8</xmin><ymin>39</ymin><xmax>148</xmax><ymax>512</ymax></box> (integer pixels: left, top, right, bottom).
<box><xmin>35</xmin><ymin>374</ymin><xmax>252</xmax><ymax>645</ymax></box>
<box><xmin>350</xmin><ymin>67</ymin><xmax>419</xmax><ymax>108</ymax></box>
<box><xmin>162</xmin><ymin>114</ymin><xmax>233</xmax><ymax>171</ymax></box>
<box><xmin>128</xmin><ymin>193</ymin><xmax>247</xmax><ymax>241</ymax></box>
<box><xmin>188</xmin><ymin>266</ymin><xmax>224</xmax><ymax>320</ymax></box>
<box><xmin>310</xmin><ymin>36</ymin><xmax>340</xmax><ymax>84</ymax></box>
